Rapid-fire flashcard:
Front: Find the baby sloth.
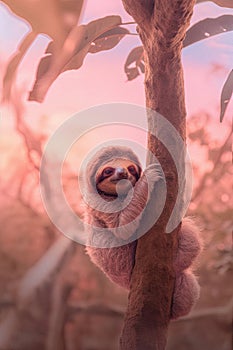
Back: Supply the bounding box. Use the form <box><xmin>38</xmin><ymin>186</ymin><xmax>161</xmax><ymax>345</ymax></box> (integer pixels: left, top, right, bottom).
<box><xmin>84</xmin><ymin>146</ymin><xmax>202</xmax><ymax>319</ymax></box>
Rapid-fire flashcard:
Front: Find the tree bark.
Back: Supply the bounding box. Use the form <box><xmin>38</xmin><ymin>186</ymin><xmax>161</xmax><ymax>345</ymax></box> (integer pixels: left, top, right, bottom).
<box><xmin>120</xmin><ymin>1</ymin><xmax>195</xmax><ymax>349</ymax></box>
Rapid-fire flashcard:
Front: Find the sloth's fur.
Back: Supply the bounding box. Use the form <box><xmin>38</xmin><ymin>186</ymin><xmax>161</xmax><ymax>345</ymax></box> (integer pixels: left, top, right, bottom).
<box><xmin>84</xmin><ymin>146</ymin><xmax>202</xmax><ymax>319</ymax></box>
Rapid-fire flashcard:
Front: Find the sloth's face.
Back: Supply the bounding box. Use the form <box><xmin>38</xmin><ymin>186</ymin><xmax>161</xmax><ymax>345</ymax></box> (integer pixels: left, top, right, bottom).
<box><xmin>95</xmin><ymin>158</ymin><xmax>141</xmax><ymax>196</ymax></box>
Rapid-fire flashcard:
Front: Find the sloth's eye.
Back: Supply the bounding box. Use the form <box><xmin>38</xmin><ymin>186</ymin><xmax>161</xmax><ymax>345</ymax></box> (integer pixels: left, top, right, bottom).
<box><xmin>103</xmin><ymin>167</ymin><xmax>114</xmax><ymax>177</ymax></box>
<box><xmin>128</xmin><ymin>165</ymin><xmax>137</xmax><ymax>176</ymax></box>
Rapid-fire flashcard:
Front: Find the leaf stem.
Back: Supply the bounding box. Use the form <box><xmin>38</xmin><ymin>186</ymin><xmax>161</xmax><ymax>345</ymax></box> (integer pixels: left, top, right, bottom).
<box><xmin>121</xmin><ymin>21</ymin><xmax>136</xmax><ymax>25</ymax></box>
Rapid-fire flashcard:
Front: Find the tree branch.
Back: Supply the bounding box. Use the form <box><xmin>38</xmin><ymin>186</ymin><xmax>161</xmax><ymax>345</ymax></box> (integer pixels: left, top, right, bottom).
<box><xmin>46</xmin><ymin>282</ymin><xmax>73</xmax><ymax>350</ymax></box>
<box><xmin>152</xmin><ymin>0</ymin><xmax>196</xmax><ymax>49</ymax></box>
<box><xmin>120</xmin><ymin>1</ymin><xmax>196</xmax><ymax>349</ymax></box>
<box><xmin>122</xmin><ymin>0</ymin><xmax>154</xmax><ymax>28</ymax></box>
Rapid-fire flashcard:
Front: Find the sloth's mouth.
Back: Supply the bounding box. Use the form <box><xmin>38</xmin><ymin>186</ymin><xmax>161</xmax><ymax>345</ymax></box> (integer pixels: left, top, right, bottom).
<box><xmin>111</xmin><ymin>177</ymin><xmax>128</xmax><ymax>183</ymax></box>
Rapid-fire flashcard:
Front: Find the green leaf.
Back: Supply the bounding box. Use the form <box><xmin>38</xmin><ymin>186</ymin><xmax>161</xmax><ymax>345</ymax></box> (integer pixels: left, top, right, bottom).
<box><xmin>29</xmin><ymin>15</ymin><xmax>123</xmax><ymax>102</ymax></box>
<box><xmin>124</xmin><ymin>15</ymin><xmax>233</xmax><ymax>81</ymax></box>
<box><xmin>2</xmin><ymin>0</ymin><xmax>84</xmax><ymax>42</ymax></box>
<box><xmin>2</xmin><ymin>31</ymin><xmax>37</xmax><ymax>102</ymax></box>
<box><xmin>2</xmin><ymin>0</ymin><xmax>84</xmax><ymax>102</ymax></box>
<box><xmin>196</xmin><ymin>0</ymin><xmax>233</xmax><ymax>8</ymax></box>
<box><xmin>184</xmin><ymin>15</ymin><xmax>233</xmax><ymax>47</ymax></box>
<box><xmin>89</xmin><ymin>27</ymin><xmax>129</xmax><ymax>53</ymax></box>
<box><xmin>124</xmin><ymin>46</ymin><xmax>144</xmax><ymax>81</ymax></box>
<box><xmin>220</xmin><ymin>70</ymin><xmax>233</xmax><ymax>122</ymax></box>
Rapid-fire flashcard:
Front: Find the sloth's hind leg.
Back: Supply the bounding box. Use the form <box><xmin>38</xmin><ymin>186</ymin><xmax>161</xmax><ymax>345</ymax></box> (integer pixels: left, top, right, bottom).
<box><xmin>173</xmin><ymin>218</ymin><xmax>202</xmax><ymax>273</ymax></box>
<box><xmin>171</xmin><ymin>271</ymin><xmax>200</xmax><ymax>319</ymax></box>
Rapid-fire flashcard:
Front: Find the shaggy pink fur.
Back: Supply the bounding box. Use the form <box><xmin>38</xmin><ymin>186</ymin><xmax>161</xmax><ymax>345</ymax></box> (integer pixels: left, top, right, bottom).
<box><xmin>84</xmin><ymin>146</ymin><xmax>203</xmax><ymax>320</ymax></box>
<box><xmin>86</xmin><ymin>219</ymin><xmax>202</xmax><ymax>319</ymax></box>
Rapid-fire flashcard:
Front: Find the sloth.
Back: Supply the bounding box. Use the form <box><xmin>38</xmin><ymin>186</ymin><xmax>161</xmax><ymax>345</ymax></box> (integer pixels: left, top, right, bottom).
<box><xmin>83</xmin><ymin>146</ymin><xmax>202</xmax><ymax>319</ymax></box>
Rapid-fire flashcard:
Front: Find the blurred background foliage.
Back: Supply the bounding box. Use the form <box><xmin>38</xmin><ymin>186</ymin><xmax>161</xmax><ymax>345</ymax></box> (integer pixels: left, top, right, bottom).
<box><xmin>0</xmin><ymin>109</ymin><xmax>231</xmax><ymax>350</ymax></box>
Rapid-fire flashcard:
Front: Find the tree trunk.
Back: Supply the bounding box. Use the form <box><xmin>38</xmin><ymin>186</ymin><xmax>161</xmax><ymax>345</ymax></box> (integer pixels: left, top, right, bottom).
<box><xmin>120</xmin><ymin>1</ymin><xmax>195</xmax><ymax>349</ymax></box>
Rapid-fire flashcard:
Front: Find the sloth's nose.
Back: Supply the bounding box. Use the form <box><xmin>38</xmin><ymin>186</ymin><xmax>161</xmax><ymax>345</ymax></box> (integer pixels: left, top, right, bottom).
<box><xmin>116</xmin><ymin>167</ymin><xmax>128</xmax><ymax>178</ymax></box>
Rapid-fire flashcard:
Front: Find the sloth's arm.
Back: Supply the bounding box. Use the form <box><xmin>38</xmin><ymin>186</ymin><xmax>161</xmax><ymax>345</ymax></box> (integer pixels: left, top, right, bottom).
<box><xmin>109</xmin><ymin>163</ymin><xmax>164</xmax><ymax>240</ymax></box>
